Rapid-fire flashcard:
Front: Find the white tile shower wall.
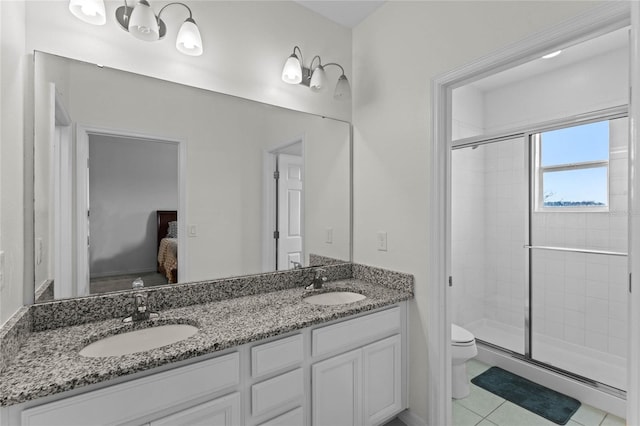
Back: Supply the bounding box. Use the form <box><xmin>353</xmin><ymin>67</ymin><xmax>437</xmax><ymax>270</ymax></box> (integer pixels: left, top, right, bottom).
<box><xmin>531</xmin><ymin>117</ymin><xmax>628</xmax><ymax>358</ymax></box>
<box><xmin>452</xmin><ymin>146</ymin><xmax>487</xmax><ymax>326</ymax></box>
<box><xmin>482</xmin><ymin>139</ymin><xmax>528</xmax><ymax>330</ymax></box>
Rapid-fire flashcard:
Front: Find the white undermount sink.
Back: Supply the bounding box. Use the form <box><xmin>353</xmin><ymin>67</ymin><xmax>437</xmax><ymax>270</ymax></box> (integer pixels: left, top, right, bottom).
<box><xmin>303</xmin><ymin>291</ymin><xmax>366</xmax><ymax>306</ymax></box>
<box><xmin>79</xmin><ymin>324</ymin><xmax>199</xmax><ymax>357</ymax></box>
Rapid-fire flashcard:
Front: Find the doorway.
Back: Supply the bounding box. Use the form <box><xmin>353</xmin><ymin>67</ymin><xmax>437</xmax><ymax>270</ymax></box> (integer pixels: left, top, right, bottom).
<box><xmin>73</xmin><ymin>126</ymin><xmax>187</xmax><ymax>296</ymax></box>
<box><xmin>428</xmin><ymin>4</ymin><xmax>635</xmax><ymax>425</ymax></box>
<box><xmin>263</xmin><ymin>140</ymin><xmax>304</xmax><ymax>271</ymax></box>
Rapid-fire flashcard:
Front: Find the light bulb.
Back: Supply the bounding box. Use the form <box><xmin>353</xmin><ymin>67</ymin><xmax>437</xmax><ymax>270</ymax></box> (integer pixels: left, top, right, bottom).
<box><xmin>334</xmin><ymin>75</ymin><xmax>351</xmax><ymax>101</ymax></box>
<box><xmin>68</xmin><ymin>0</ymin><xmax>106</xmax><ymax>25</ymax></box>
<box><xmin>128</xmin><ymin>0</ymin><xmax>160</xmax><ymax>41</ymax></box>
<box><xmin>310</xmin><ymin>65</ymin><xmax>327</xmax><ymax>92</ymax></box>
<box><xmin>282</xmin><ymin>54</ymin><xmax>302</xmax><ymax>84</ymax></box>
<box><xmin>176</xmin><ymin>18</ymin><xmax>203</xmax><ymax>56</ymax></box>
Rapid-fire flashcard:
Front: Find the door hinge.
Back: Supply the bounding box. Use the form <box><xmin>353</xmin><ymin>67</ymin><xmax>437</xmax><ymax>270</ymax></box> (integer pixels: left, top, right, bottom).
<box><xmin>273</xmin><ymin>231</ymin><xmax>279</xmax><ymax>239</ymax></box>
<box><xmin>630</xmin><ymin>272</ymin><xmax>632</xmax><ymax>293</ymax></box>
<box><xmin>448</xmin><ymin>276</ymin><xmax>453</xmax><ymax>287</ymax></box>
<box><xmin>273</xmin><ymin>170</ymin><xmax>280</xmax><ymax>180</ymax></box>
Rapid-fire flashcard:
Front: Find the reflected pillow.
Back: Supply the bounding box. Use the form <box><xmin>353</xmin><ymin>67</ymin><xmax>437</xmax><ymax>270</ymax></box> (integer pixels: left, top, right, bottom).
<box><xmin>167</xmin><ymin>221</ymin><xmax>178</xmax><ymax>238</ymax></box>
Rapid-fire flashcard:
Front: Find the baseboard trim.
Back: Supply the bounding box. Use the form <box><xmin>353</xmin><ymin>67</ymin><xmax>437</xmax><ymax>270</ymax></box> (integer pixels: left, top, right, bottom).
<box><xmin>398</xmin><ymin>409</ymin><xmax>426</xmax><ymax>426</ymax></box>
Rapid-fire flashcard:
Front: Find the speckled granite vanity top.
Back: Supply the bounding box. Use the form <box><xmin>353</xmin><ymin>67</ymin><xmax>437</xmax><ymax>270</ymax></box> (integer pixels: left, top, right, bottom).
<box><xmin>0</xmin><ymin>263</ymin><xmax>413</xmax><ymax>406</ymax></box>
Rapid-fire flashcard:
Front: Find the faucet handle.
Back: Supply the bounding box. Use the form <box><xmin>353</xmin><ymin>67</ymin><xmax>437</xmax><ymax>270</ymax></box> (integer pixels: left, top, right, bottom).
<box><xmin>291</xmin><ymin>261</ymin><xmax>303</xmax><ymax>269</ymax></box>
<box><xmin>132</xmin><ymin>277</ymin><xmax>144</xmax><ymax>289</ymax></box>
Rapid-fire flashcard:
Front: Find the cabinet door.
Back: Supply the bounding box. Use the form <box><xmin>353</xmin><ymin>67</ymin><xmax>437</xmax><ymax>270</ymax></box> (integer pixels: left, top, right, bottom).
<box><xmin>150</xmin><ymin>392</ymin><xmax>241</xmax><ymax>426</ymax></box>
<box><xmin>363</xmin><ymin>335</ymin><xmax>402</xmax><ymax>426</ymax></box>
<box><xmin>311</xmin><ymin>349</ymin><xmax>361</xmax><ymax>426</ymax></box>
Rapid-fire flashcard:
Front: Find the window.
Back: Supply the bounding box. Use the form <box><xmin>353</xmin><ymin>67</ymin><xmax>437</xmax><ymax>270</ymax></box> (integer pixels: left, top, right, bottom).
<box><xmin>535</xmin><ymin>120</ymin><xmax>609</xmax><ymax>210</ymax></box>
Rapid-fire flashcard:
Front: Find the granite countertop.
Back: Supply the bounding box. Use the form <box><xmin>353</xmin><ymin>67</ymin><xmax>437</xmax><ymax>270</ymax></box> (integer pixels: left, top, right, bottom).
<box><xmin>0</xmin><ymin>279</ymin><xmax>411</xmax><ymax>407</ymax></box>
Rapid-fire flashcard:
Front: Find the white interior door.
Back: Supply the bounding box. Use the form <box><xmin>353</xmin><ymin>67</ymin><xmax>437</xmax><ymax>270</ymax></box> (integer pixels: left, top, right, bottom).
<box><xmin>277</xmin><ymin>153</ymin><xmax>303</xmax><ymax>270</ymax></box>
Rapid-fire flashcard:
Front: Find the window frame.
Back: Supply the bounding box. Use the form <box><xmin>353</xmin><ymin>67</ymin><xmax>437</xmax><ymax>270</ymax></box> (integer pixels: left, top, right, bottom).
<box><xmin>533</xmin><ymin>119</ymin><xmax>611</xmax><ymax>212</ymax></box>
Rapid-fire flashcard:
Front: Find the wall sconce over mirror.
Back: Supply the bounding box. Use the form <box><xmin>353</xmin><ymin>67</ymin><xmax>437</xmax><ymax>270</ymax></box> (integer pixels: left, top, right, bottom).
<box><xmin>282</xmin><ymin>46</ymin><xmax>351</xmax><ymax>101</ymax></box>
<box><xmin>69</xmin><ymin>0</ymin><xmax>107</xmax><ymax>25</ymax></box>
<box><xmin>68</xmin><ymin>0</ymin><xmax>203</xmax><ymax>56</ymax></box>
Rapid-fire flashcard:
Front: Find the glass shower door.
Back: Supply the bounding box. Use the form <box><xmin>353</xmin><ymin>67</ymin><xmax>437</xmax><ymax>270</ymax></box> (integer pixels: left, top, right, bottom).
<box><xmin>451</xmin><ymin>136</ymin><xmax>529</xmax><ymax>355</ymax></box>
<box><xmin>529</xmin><ymin>116</ymin><xmax>629</xmax><ymax>391</ymax></box>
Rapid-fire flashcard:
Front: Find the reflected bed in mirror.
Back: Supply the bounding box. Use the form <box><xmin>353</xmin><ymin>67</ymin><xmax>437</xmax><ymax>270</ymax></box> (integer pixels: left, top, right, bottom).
<box><xmin>34</xmin><ymin>51</ymin><xmax>351</xmax><ymax>302</ymax></box>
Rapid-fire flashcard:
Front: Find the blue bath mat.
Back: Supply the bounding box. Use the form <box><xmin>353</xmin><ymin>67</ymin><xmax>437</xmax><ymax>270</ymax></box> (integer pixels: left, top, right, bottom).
<box><xmin>471</xmin><ymin>367</ymin><xmax>581</xmax><ymax>425</ymax></box>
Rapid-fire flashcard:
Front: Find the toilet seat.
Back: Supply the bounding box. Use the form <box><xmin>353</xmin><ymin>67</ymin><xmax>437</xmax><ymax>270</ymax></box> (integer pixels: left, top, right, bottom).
<box><xmin>452</xmin><ymin>323</ymin><xmax>475</xmax><ymax>345</ymax></box>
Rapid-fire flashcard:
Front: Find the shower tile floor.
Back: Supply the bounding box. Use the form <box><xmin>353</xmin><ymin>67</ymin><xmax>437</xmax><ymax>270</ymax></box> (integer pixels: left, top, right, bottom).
<box><xmin>452</xmin><ymin>359</ymin><xmax>626</xmax><ymax>426</ymax></box>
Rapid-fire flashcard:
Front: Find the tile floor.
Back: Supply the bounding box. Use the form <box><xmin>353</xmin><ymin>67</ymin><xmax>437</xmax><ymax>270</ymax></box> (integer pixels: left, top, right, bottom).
<box><xmin>383</xmin><ymin>359</ymin><xmax>626</xmax><ymax>426</ymax></box>
<box><xmin>456</xmin><ymin>360</ymin><xmax>626</xmax><ymax>426</ymax></box>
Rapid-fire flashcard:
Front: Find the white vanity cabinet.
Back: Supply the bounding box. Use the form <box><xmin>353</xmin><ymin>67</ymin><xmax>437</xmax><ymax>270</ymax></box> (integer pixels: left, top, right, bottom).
<box><xmin>310</xmin><ymin>307</ymin><xmax>403</xmax><ymax>426</ymax></box>
<box><xmin>149</xmin><ymin>392</ymin><xmax>241</xmax><ymax>426</ymax></box>
<box><xmin>4</xmin><ymin>303</ymin><xmax>407</xmax><ymax>426</ymax></box>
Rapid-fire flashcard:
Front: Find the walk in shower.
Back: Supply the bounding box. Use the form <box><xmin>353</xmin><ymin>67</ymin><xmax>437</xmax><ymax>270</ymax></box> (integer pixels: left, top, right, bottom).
<box><xmin>451</xmin><ymin>114</ymin><xmax>629</xmax><ymax>392</ymax></box>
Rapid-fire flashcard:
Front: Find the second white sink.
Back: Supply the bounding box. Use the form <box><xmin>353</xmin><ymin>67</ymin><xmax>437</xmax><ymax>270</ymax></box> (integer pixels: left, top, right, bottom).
<box><xmin>79</xmin><ymin>324</ymin><xmax>199</xmax><ymax>357</ymax></box>
<box><xmin>303</xmin><ymin>291</ymin><xmax>366</xmax><ymax>306</ymax></box>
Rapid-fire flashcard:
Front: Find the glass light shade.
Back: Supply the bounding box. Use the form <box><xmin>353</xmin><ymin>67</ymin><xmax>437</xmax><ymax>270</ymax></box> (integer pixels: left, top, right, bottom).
<box><xmin>176</xmin><ymin>18</ymin><xmax>203</xmax><ymax>56</ymax></box>
<box><xmin>310</xmin><ymin>66</ymin><xmax>327</xmax><ymax>92</ymax></box>
<box><xmin>68</xmin><ymin>0</ymin><xmax>106</xmax><ymax>25</ymax></box>
<box><xmin>282</xmin><ymin>54</ymin><xmax>302</xmax><ymax>84</ymax></box>
<box><xmin>333</xmin><ymin>75</ymin><xmax>351</xmax><ymax>101</ymax></box>
<box><xmin>128</xmin><ymin>0</ymin><xmax>160</xmax><ymax>41</ymax></box>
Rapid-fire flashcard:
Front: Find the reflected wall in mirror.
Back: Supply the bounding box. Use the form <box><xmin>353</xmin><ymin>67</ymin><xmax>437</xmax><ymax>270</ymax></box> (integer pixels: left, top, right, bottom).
<box><xmin>34</xmin><ymin>51</ymin><xmax>351</xmax><ymax>302</ymax></box>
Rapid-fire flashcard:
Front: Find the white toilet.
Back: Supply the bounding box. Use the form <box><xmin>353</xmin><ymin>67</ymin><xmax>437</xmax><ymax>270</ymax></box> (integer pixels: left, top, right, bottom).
<box><xmin>451</xmin><ymin>323</ymin><xmax>478</xmax><ymax>399</ymax></box>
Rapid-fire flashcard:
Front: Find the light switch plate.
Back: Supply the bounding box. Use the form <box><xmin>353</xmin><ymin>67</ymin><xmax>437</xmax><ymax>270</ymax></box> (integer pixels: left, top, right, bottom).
<box><xmin>325</xmin><ymin>227</ymin><xmax>333</xmax><ymax>244</ymax></box>
<box><xmin>188</xmin><ymin>225</ymin><xmax>197</xmax><ymax>237</ymax></box>
<box><xmin>377</xmin><ymin>232</ymin><xmax>387</xmax><ymax>251</ymax></box>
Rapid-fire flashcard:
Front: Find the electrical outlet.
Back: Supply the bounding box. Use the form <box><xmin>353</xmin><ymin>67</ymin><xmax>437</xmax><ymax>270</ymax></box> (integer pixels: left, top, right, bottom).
<box><xmin>325</xmin><ymin>227</ymin><xmax>333</xmax><ymax>244</ymax></box>
<box><xmin>188</xmin><ymin>225</ymin><xmax>197</xmax><ymax>237</ymax></box>
<box><xmin>377</xmin><ymin>232</ymin><xmax>387</xmax><ymax>251</ymax></box>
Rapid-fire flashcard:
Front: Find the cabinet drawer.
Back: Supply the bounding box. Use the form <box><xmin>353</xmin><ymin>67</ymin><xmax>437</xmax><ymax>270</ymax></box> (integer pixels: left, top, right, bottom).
<box><xmin>251</xmin><ymin>334</ymin><xmax>303</xmax><ymax>378</ymax></box>
<box><xmin>258</xmin><ymin>407</ymin><xmax>304</xmax><ymax>426</ymax></box>
<box><xmin>312</xmin><ymin>307</ymin><xmax>400</xmax><ymax>357</ymax></box>
<box><xmin>150</xmin><ymin>392</ymin><xmax>241</xmax><ymax>426</ymax></box>
<box><xmin>21</xmin><ymin>352</ymin><xmax>240</xmax><ymax>426</ymax></box>
<box><xmin>251</xmin><ymin>368</ymin><xmax>303</xmax><ymax>417</ymax></box>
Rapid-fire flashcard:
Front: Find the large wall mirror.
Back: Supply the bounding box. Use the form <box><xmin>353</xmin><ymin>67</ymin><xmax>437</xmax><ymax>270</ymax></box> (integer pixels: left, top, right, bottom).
<box><xmin>33</xmin><ymin>51</ymin><xmax>351</xmax><ymax>302</ymax></box>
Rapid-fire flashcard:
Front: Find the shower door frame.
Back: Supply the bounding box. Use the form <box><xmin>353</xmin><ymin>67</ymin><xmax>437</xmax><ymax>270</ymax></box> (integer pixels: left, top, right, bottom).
<box><xmin>451</xmin><ymin>107</ymin><xmax>629</xmax><ymax>393</ymax></box>
<box><xmin>427</xmin><ymin>3</ymin><xmax>637</xmax><ymax>426</ymax></box>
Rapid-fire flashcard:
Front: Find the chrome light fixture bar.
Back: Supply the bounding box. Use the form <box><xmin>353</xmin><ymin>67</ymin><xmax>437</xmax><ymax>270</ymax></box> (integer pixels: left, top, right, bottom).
<box><xmin>68</xmin><ymin>0</ymin><xmax>203</xmax><ymax>56</ymax></box>
<box><xmin>115</xmin><ymin>0</ymin><xmax>203</xmax><ymax>56</ymax></box>
<box><xmin>281</xmin><ymin>46</ymin><xmax>351</xmax><ymax>101</ymax></box>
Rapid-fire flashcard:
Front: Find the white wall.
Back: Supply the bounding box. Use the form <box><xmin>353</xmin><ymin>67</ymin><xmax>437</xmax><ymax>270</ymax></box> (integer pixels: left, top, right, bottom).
<box><xmin>25</xmin><ymin>1</ymin><xmax>351</xmax><ymax>122</ymax></box>
<box><xmin>484</xmin><ymin>47</ymin><xmax>628</xmax><ymax>133</ymax></box>
<box><xmin>88</xmin><ymin>135</ymin><xmax>178</xmax><ymax>278</ymax></box>
<box><xmin>352</xmin><ymin>1</ymin><xmax>604</xmax><ymax>423</ymax></box>
<box><xmin>11</xmin><ymin>0</ymin><xmax>350</xmax><ymax>307</ymax></box>
<box><xmin>0</xmin><ymin>0</ymin><xmax>28</xmax><ymax>325</ymax></box>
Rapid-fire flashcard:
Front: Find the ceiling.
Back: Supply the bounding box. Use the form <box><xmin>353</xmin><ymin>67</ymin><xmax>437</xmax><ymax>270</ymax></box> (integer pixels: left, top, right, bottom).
<box><xmin>470</xmin><ymin>27</ymin><xmax>629</xmax><ymax>92</ymax></box>
<box><xmin>294</xmin><ymin>1</ymin><xmax>385</xmax><ymax>28</ymax></box>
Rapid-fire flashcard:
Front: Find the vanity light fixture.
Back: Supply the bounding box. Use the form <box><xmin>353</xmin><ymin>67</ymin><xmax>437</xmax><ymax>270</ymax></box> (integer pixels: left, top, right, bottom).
<box><xmin>68</xmin><ymin>0</ymin><xmax>107</xmax><ymax>25</ymax></box>
<box><xmin>115</xmin><ymin>0</ymin><xmax>204</xmax><ymax>56</ymax></box>
<box><xmin>281</xmin><ymin>46</ymin><xmax>351</xmax><ymax>101</ymax></box>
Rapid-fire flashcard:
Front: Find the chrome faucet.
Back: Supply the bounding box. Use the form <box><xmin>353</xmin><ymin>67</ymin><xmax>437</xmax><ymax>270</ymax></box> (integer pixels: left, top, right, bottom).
<box><xmin>132</xmin><ymin>292</ymin><xmax>150</xmax><ymax>321</ymax></box>
<box><xmin>123</xmin><ymin>278</ymin><xmax>157</xmax><ymax>322</ymax></box>
<box><xmin>306</xmin><ymin>268</ymin><xmax>327</xmax><ymax>290</ymax></box>
<box><xmin>291</xmin><ymin>260</ymin><xmax>303</xmax><ymax>269</ymax></box>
